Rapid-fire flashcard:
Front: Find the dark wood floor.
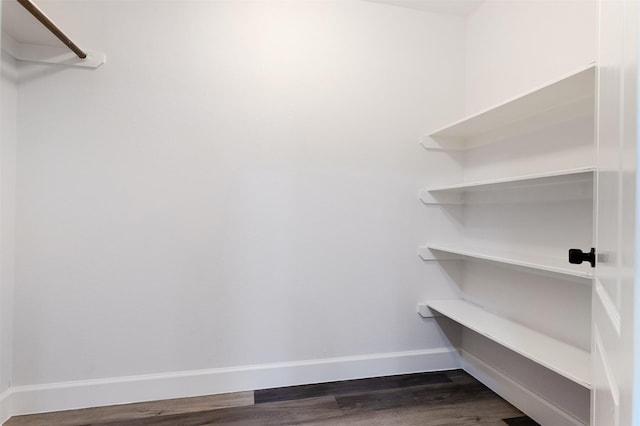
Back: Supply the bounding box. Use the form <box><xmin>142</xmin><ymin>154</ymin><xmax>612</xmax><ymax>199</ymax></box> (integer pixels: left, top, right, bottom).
<box><xmin>5</xmin><ymin>370</ymin><xmax>540</xmax><ymax>426</ymax></box>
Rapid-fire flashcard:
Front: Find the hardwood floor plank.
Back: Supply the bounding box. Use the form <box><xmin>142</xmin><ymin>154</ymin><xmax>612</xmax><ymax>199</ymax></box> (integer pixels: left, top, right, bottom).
<box><xmin>4</xmin><ymin>392</ymin><xmax>254</xmax><ymax>426</ymax></box>
<box><xmin>2</xmin><ymin>370</ymin><xmax>537</xmax><ymax>426</ymax></box>
<box><xmin>321</xmin><ymin>396</ymin><xmax>523</xmax><ymax>425</ymax></box>
<box><xmin>444</xmin><ymin>369</ymin><xmax>482</xmax><ymax>385</ymax></box>
<box><xmin>94</xmin><ymin>396</ymin><xmax>345</xmax><ymax>426</ymax></box>
<box><xmin>335</xmin><ymin>381</ymin><xmax>498</xmax><ymax>411</ymax></box>
<box><xmin>254</xmin><ymin>372</ymin><xmax>452</xmax><ymax>404</ymax></box>
<box><xmin>502</xmin><ymin>417</ymin><xmax>541</xmax><ymax>426</ymax></box>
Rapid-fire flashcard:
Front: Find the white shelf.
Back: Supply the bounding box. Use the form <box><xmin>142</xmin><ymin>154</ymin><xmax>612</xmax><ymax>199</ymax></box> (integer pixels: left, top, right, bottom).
<box><xmin>422</xmin><ymin>167</ymin><xmax>594</xmax><ymax>194</ymax></box>
<box><xmin>1</xmin><ymin>2</ymin><xmax>106</xmax><ymax>69</ymax></box>
<box><xmin>422</xmin><ymin>64</ymin><xmax>596</xmax><ymax>150</ymax></box>
<box><xmin>419</xmin><ymin>244</ymin><xmax>594</xmax><ymax>280</ymax></box>
<box><xmin>426</xmin><ymin>299</ymin><xmax>591</xmax><ymax>389</ymax></box>
<box><xmin>2</xmin><ymin>33</ymin><xmax>106</xmax><ymax>69</ymax></box>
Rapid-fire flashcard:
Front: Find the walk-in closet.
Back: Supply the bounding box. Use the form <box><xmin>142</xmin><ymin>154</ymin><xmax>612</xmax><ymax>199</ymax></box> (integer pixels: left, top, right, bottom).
<box><xmin>0</xmin><ymin>1</ymin><xmax>638</xmax><ymax>425</ymax></box>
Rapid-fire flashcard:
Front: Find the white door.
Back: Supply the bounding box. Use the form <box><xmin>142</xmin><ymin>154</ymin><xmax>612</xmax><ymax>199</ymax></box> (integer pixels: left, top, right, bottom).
<box><xmin>592</xmin><ymin>1</ymin><xmax>639</xmax><ymax>425</ymax></box>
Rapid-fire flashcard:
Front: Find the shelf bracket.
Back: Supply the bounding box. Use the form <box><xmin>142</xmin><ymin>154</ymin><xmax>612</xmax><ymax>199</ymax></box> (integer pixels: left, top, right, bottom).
<box><xmin>418</xmin><ymin>245</ymin><xmax>459</xmax><ymax>261</ymax></box>
<box><xmin>417</xmin><ymin>302</ymin><xmax>443</xmax><ymax>318</ymax></box>
<box><xmin>2</xmin><ymin>32</ymin><xmax>105</xmax><ymax>69</ymax></box>
<box><xmin>419</xmin><ymin>135</ymin><xmax>465</xmax><ymax>151</ymax></box>
<box><xmin>419</xmin><ymin>189</ymin><xmax>463</xmax><ymax>205</ymax></box>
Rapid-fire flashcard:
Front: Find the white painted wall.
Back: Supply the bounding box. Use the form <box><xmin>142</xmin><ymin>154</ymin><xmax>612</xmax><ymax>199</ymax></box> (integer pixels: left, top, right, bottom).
<box><xmin>1</xmin><ymin>45</ymin><xmax>18</xmax><ymax>420</ymax></box>
<box><xmin>465</xmin><ymin>0</ymin><xmax>598</xmax><ymax>114</ymax></box>
<box><xmin>9</xmin><ymin>0</ymin><xmax>465</xmax><ymax>410</ymax></box>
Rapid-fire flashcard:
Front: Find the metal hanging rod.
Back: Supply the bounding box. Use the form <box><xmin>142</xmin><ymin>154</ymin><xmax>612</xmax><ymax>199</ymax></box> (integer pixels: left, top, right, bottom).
<box><xmin>17</xmin><ymin>0</ymin><xmax>87</xmax><ymax>59</ymax></box>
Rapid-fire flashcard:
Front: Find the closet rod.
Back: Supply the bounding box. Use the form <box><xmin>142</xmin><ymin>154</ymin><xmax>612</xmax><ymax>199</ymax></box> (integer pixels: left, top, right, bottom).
<box><xmin>17</xmin><ymin>0</ymin><xmax>87</xmax><ymax>59</ymax></box>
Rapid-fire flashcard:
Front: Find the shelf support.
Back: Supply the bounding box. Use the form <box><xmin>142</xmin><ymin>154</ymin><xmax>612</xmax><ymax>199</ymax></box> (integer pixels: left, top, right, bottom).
<box><xmin>2</xmin><ymin>32</ymin><xmax>105</xmax><ymax>69</ymax></box>
<box><xmin>417</xmin><ymin>302</ymin><xmax>443</xmax><ymax>318</ymax></box>
<box><xmin>419</xmin><ymin>190</ymin><xmax>463</xmax><ymax>205</ymax></box>
<box><xmin>420</xmin><ymin>135</ymin><xmax>465</xmax><ymax>151</ymax></box>
<box><xmin>418</xmin><ymin>246</ymin><xmax>460</xmax><ymax>261</ymax></box>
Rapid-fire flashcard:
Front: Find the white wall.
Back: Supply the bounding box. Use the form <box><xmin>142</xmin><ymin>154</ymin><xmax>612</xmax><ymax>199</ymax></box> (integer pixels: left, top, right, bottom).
<box><xmin>465</xmin><ymin>0</ymin><xmax>597</xmax><ymax>114</ymax></box>
<box><xmin>1</xmin><ymin>46</ymin><xmax>18</xmax><ymax>421</ymax></box>
<box><xmin>9</xmin><ymin>0</ymin><xmax>465</xmax><ymax>411</ymax></box>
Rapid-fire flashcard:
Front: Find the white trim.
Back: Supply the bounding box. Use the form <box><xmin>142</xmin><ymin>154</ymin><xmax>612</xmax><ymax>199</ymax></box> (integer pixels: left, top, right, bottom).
<box><xmin>3</xmin><ymin>348</ymin><xmax>459</xmax><ymax>420</ymax></box>
<box><xmin>0</xmin><ymin>388</ymin><xmax>12</xmax><ymax>425</ymax></box>
<box><xmin>595</xmin><ymin>279</ymin><xmax>622</xmax><ymax>336</ymax></box>
<box><xmin>462</xmin><ymin>350</ymin><xmax>587</xmax><ymax>426</ymax></box>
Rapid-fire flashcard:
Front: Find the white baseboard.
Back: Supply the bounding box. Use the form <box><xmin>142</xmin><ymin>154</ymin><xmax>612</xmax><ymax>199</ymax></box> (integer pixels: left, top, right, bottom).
<box><xmin>0</xmin><ymin>388</ymin><xmax>12</xmax><ymax>425</ymax></box>
<box><xmin>462</xmin><ymin>350</ymin><xmax>586</xmax><ymax>426</ymax></box>
<box><xmin>3</xmin><ymin>347</ymin><xmax>459</xmax><ymax>421</ymax></box>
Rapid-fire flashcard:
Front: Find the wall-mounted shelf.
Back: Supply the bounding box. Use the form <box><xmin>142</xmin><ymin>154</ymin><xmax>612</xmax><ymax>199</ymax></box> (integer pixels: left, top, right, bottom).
<box><xmin>418</xmin><ymin>62</ymin><xmax>597</xmax><ymax>424</ymax></box>
<box><xmin>425</xmin><ymin>299</ymin><xmax>591</xmax><ymax>389</ymax></box>
<box><xmin>420</xmin><ymin>167</ymin><xmax>594</xmax><ymax>204</ymax></box>
<box><xmin>2</xmin><ymin>33</ymin><xmax>105</xmax><ymax>68</ymax></box>
<box><xmin>419</xmin><ymin>244</ymin><xmax>593</xmax><ymax>280</ymax></box>
<box><xmin>1</xmin><ymin>1</ymin><xmax>105</xmax><ymax>68</ymax></box>
<box><xmin>423</xmin><ymin>167</ymin><xmax>594</xmax><ymax>194</ymax></box>
<box><xmin>421</xmin><ymin>64</ymin><xmax>596</xmax><ymax>150</ymax></box>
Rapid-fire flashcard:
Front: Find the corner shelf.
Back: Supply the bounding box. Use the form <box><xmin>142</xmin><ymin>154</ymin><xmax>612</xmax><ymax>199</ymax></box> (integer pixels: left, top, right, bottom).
<box><xmin>426</xmin><ymin>299</ymin><xmax>591</xmax><ymax>389</ymax></box>
<box><xmin>421</xmin><ymin>63</ymin><xmax>596</xmax><ymax>150</ymax></box>
<box><xmin>419</xmin><ymin>244</ymin><xmax>594</xmax><ymax>280</ymax></box>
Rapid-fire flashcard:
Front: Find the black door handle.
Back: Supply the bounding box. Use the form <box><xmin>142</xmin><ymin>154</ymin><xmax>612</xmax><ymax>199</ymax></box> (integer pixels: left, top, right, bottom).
<box><xmin>568</xmin><ymin>247</ymin><xmax>595</xmax><ymax>268</ymax></box>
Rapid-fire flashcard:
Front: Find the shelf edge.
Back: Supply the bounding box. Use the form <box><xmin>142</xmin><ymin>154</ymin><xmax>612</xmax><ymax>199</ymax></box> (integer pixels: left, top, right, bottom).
<box><xmin>422</xmin><ymin>244</ymin><xmax>594</xmax><ymax>280</ymax></box>
<box><xmin>423</xmin><ymin>167</ymin><xmax>595</xmax><ymax>194</ymax></box>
